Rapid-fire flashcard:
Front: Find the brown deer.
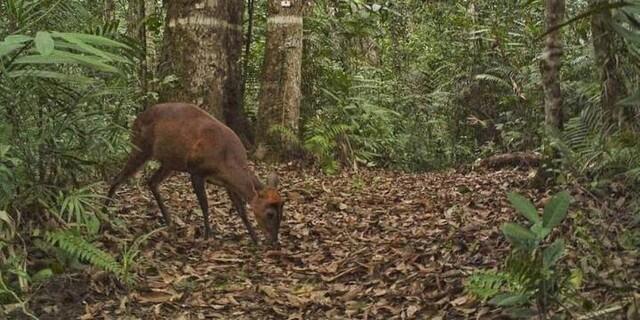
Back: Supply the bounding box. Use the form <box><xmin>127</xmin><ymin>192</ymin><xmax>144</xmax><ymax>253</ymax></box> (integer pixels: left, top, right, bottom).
<box><xmin>106</xmin><ymin>103</ymin><xmax>284</xmax><ymax>245</ymax></box>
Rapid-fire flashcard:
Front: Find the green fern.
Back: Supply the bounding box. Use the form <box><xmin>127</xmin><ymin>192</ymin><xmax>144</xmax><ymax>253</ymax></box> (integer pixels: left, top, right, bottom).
<box><xmin>467</xmin><ymin>252</ymin><xmax>538</xmax><ymax>302</ymax></box>
<box><xmin>466</xmin><ymin>270</ymin><xmax>510</xmax><ymax>301</ymax></box>
<box><xmin>303</xmin><ymin>117</ymin><xmax>352</xmax><ymax>173</ymax></box>
<box><xmin>120</xmin><ymin>227</ymin><xmax>164</xmax><ymax>285</ymax></box>
<box><xmin>504</xmin><ymin>251</ymin><xmax>540</xmax><ymax>292</ymax></box>
<box><xmin>474</xmin><ymin>73</ymin><xmax>512</xmax><ymax>89</ymax></box>
<box><xmin>268</xmin><ymin>124</ymin><xmax>300</xmax><ymax>145</ymax></box>
<box><xmin>45</xmin><ymin>230</ymin><xmax>123</xmax><ymax>279</ymax></box>
<box><xmin>467</xmin><ymin>191</ymin><xmax>571</xmax><ymax>316</ymax></box>
<box><xmin>559</xmin><ymin>102</ymin><xmax>640</xmax><ymax>184</ymax></box>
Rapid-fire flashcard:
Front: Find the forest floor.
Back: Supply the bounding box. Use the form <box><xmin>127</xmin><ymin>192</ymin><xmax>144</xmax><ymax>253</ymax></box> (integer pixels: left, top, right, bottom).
<box><xmin>23</xmin><ymin>165</ymin><xmax>639</xmax><ymax>319</ymax></box>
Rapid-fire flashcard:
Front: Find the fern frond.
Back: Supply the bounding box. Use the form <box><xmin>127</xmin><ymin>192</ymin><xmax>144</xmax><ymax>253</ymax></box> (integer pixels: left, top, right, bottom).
<box><xmin>46</xmin><ymin>230</ymin><xmax>123</xmax><ymax>278</ymax></box>
<box><xmin>267</xmin><ymin>124</ymin><xmax>302</xmax><ymax>146</ymax></box>
<box><xmin>505</xmin><ymin>251</ymin><xmax>540</xmax><ymax>291</ymax></box>
<box><xmin>474</xmin><ymin>73</ymin><xmax>512</xmax><ymax>89</ymax></box>
<box><xmin>466</xmin><ymin>270</ymin><xmax>510</xmax><ymax>301</ymax></box>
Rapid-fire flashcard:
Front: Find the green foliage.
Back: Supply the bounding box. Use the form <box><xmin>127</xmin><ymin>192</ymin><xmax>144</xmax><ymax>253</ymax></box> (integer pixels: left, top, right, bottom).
<box><xmin>507</xmin><ymin>193</ymin><xmax>540</xmax><ymax>224</ymax></box>
<box><xmin>43</xmin><ymin>227</ymin><xmax>154</xmax><ymax>286</ymax></box>
<box><xmin>0</xmin><ymin>0</ymin><xmax>142</xmax><ymax>311</ymax></box>
<box><xmin>546</xmin><ymin>1</ymin><xmax>640</xmax><ymax>194</ymax></box>
<box><xmin>51</xmin><ymin>185</ymin><xmax>104</xmax><ymax>234</ymax></box>
<box><xmin>46</xmin><ymin>230</ymin><xmax>123</xmax><ymax>280</ymax></box>
<box><xmin>300</xmin><ymin>1</ymin><xmax>557</xmax><ymax>171</ymax></box>
<box><xmin>303</xmin><ymin>120</ymin><xmax>351</xmax><ymax>173</ymax></box>
<box><xmin>298</xmin><ymin>0</ymin><xmax>638</xmax><ymax>176</ymax></box>
<box><xmin>0</xmin><ymin>145</ymin><xmax>19</xmax><ymax>208</ymax></box>
<box><xmin>542</xmin><ymin>191</ymin><xmax>571</xmax><ymax>229</ymax></box>
<box><xmin>558</xmin><ymin>104</ymin><xmax>640</xmax><ymax>191</ymax></box>
<box><xmin>466</xmin><ymin>271</ymin><xmax>512</xmax><ymax>301</ymax></box>
<box><xmin>119</xmin><ymin>228</ymin><xmax>164</xmax><ymax>285</ymax></box>
<box><xmin>0</xmin><ymin>267</ymin><xmax>38</xmax><ymax>320</ymax></box>
<box><xmin>467</xmin><ymin>191</ymin><xmax>574</xmax><ymax>318</ymax></box>
<box><xmin>501</xmin><ymin>223</ymin><xmax>538</xmax><ymax>251</ymax></box>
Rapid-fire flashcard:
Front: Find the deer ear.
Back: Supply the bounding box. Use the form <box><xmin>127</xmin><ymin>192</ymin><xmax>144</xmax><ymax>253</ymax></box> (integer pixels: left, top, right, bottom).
<box><xmin>266</xmin><ymin>172</ymin><xmax>279</xmax><ymax>188</ymax></box>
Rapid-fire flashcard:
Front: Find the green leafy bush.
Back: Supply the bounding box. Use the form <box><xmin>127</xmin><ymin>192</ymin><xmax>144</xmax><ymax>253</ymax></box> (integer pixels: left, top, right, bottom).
<box><xmin>467</xmin><ymin>191</ymin><xmax>575</xmax><ymax>319</ymax></box>
<box><xmin>0</xmin><ymin>0</ymin><xmax>140</xmax><ymax>310</ymax></box>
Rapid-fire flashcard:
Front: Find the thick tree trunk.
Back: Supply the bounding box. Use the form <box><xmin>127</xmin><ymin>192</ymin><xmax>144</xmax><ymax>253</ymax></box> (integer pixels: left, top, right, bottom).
<box><xmin>256</xmin><ymin>0</ymin><xmax>305</xmax><ymax>159</ymax></box>
<box><xmin>128</xmin><ymin>0</ymin><xmax>148</xmax><ymax>105</ymax></box>
<box><xmin>159</xmin><ymin>0</ymin><xmax>250</xmax><ymax>143</ymax></box>
<box><xmin>590</xmin><ymin>0</ymin><xmax>627</xmax><ymax>129</ymax></box>
<box><xmin>541</xmin><ymin>0</ymin><xmax>565</xmax><ymax>132</ymax></box>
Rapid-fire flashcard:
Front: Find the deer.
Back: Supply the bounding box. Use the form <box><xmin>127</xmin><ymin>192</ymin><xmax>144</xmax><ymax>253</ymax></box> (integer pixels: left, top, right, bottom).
<box><xmin>106</xmin><ymin>102</ymin><xmax>284</xmax><ymax>246</ymax></box>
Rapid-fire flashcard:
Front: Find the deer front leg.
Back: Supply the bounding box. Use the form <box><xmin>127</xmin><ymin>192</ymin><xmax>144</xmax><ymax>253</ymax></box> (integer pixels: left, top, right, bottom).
<box><xmin>191</xmin><ymin>174</ymin><xmax>212</xmax><ymax>239</ymax></box>
<box><xmin>227</xmin><ymin>189</ymin><xmax>258</xmax><ymax>244</ymax></box>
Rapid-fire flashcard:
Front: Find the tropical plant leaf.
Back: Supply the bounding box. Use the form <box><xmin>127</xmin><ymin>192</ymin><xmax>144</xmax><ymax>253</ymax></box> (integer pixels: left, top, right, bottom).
<box><xmin>7</xmin><ymin>70</ymin><xmax>94</xmax><ymax>83</ymax></box>
<box><xmin>46</xmin><ymin>230</ymin><xmax>123</xmax><ymax>278</ymax></box>
<box><xmin>501</xmin><ymin>223</ymin><xmax>538</xmax><ymax>249</ymax></box>
<box><xmin>14</xmin><ymin>50</ymin><xmax>119</xmax><ymax>72</ymax></box>
<box><xmin>507</xmin><ymin>192</ymin><xmax>540</xmax><ymax>224</ymax></box>
<box><xmin>543</xmin><ymin>239</ymin><xmax>565</xmax><ymax>268</ymax></box>
<box><xmin>52</xmin><ymin>32</ymin><xmax>121</xmax><ymax>63</ymax></box>
<box><xmin>58</xmin><ymin>32</ymin><xmax>132</xmax><ymax>49</ymax></box>
<box><xmin>35</xmin><ymin>31</ymin><xmax>55</xmax><ymax>56</ymax></box>
<box><xmin>31</xmin><ymin>268</ymin><xmax>53</xmax><ymax>283</ymax></box>
<box><xmin>0</xmin><ymin>42</ymin><xmax>24</xmax><ymax>58</ymax></box>
<box><xmin>14</xmin><ymin>52</ymin><xmax>79</xmax><ymax>65</ymax></box>
<box><xmin>4</xmin><ymin>35</ymin><xmax>33</xmax><ymax>44</ymax></box>
<box><xmin>530</xmin><ymin>223</ymin><xmax>551</xmax><ymax>239</ymax></box>
<box><xmin>490</xmin><ymin>292</ymin><xmax>529</xmax><ymax>307</ymax></box>
<box><xmin>542</xmin><ymin>191</ymin><xmax>571</xmax><ymax>229</ymax></box>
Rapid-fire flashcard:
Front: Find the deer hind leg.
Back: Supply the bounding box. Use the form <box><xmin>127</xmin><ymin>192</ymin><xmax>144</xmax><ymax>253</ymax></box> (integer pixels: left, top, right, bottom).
<box><xmin>107</xmin><ymin>149</ymin><xmax>150</xmax><ymax>204</ymax></box>
<box><xmin>191</xmin><ymin>174</ymin><xmax>213</xmax><ymax>240</ymax></box>
<box><xmin>148</xmin><ymin>165</ymin><xmax>173</xmax><ymax>226</ymax></box>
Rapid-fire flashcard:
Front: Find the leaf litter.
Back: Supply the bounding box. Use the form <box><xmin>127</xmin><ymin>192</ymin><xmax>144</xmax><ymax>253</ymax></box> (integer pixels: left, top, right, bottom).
<box><xmin>26</xmin><ymin>165</ymin><xmax>640</xmax><ymax>319</ymax></box>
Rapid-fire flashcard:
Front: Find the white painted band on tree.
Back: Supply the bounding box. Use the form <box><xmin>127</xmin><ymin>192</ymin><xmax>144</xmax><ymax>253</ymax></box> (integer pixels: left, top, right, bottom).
<box><xmin>168</xmin><ymin>15</ymin><xmax>242</xmax><ymax>31</ymax></box>
<box><xmin>267</xmin><ymin>15</ymin><xmax>303</xmax><ymax>25</ymax></box>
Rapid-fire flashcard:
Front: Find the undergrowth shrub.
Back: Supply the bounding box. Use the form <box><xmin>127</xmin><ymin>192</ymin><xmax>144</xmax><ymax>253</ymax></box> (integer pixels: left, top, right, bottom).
<box><xmin>467</xmin><ymin>191</ymin><xmax>576</xmax><ymax>319</ymax></box>
<box><xmin>0</xmin><ymin>0</ymin><xmax>144</xmax><ymax>312</ymax></box>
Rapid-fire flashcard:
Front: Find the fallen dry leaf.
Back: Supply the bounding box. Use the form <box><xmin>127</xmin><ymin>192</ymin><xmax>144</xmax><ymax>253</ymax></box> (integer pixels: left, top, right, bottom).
<box><xmin>23</xmin><ymin>164</ymin><xmax>635</xmax><ymax>320</ymax></box>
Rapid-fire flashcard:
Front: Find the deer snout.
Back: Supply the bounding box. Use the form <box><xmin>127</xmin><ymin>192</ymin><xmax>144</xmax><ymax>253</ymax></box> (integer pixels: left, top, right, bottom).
<box><xmin>268</xmin><ymin>232</ymin><xmax>279</xmax><ymax>248</ymax></box>
<box><xmin>263</xmin><ymin>207</ymin><xmax>280</xmax><ymax>247</ymax></box>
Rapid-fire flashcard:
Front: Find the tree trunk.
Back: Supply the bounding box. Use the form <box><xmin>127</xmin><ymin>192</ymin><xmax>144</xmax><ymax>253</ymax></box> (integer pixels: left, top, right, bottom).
<box><xmin>159</xmin><ymin>0</ymin><xmax>250</xmax><ymax>143</ymax></box>
<box><xmin>241</xmin><ymin>0</ymin><xmax>255</xmax><ymax>98</ymax></box>
<box><xmin>256</xmin><ymin>0</ymin><xmax>305</xmax><ymax>159</ymax></box>
<box><xmin>590</xmin><ymin>0</ymin><xmax>627</xmax><ymax>129</ymax></box>
<box><xmin>128</xmin><ymin>0</ymin><xmax>148</xmax><ymax>106</ymax></box>
<box><xmin>103</xmin><ymin>0</ymin><xmax>116</xmax><ymax>22</ymax></box>
<box><xmin>541</xmin><ymin>0</ymin><xmax>565</xmax><ymax>132</ymax></box>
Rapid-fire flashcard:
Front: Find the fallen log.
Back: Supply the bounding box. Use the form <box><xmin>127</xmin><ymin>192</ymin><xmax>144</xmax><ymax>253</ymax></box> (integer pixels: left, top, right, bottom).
<box><xmin>477</xmin><ymin>152</ymin><xmax>541</xmax><ymax>169</ymax></box>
